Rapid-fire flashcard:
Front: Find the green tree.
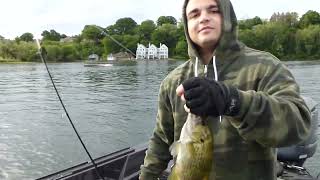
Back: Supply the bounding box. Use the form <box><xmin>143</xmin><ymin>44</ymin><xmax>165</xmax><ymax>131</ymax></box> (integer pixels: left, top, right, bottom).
<box><xmin>44</xmin><ymin>44</ymin><xmax>62</xmax><ymax>61</ymax></box>
<box><xmin>15</xmin><ymin>37</ymin><xmax>21</xmax><ymax>44</ymax></box>
<box><xmin>103</xmin><ymin>36</ymin><xmax>120</xmax><ymax>55</ymax></box>
<box><xmin>122</xmin><ymin>34</ymin><xmax>140</xmax><ymax>54</ymax></box>
<box><xmin>152</xmin><ymin>24</ymin><xmax>178</xmax><ymax>56</ymax></box>
<box><xmin>252</xmin><ymin>22</ymin><xmax>290</xmax><ymax>58</ymax></box>
<box><xmin>157</xmin><ymin>16</ymin><xmax>177</xmax><ymax>26</ymax></box>
<box><xmin>61</xmin><ymin>43</ymin><xmax>79</xmax><ymax>61</ymax></box>
<box><xmin>136</xmin><ymin>20</ymin><xmax>156</xmax><ymax>43</ymax></box>
<box><xmin>14</xmin><ymin>41</ymin><xmax>38</xmax><ymax>61</ymax></box>
<box><xmin>238</xmin><ymin>16</ymin><xmax>263</xmax><ymax>30</ymax></box>
<box><xmin>41</xmin><ymin>29</ymin><xmax>62</xmax><ymax>41</ymax></box>
<box><xmin>238</xmin><ymin>29</ymin><xmax>258</xmax><ymax>48</ymax></box>
<box><xmin>20</xmin><ymin>32</ymin><xmax>34</xmax><ymax>42</ymax></box>
<box><xmin>0</xmin><ymin>41</ymin><xmax>16</xmax><ymax>59</ymax></box>
<box><xmin>72</xmin><ymin>35</ymin><xmax>82</xmax><ymax>43</ymax></box>
<box><xmin>113</xmin><ymin>17</ymin><xmax>137</xmax><ymax>35</ymax></box>
<box><xmin>78</xmin><ymin>40</ymin><xmax>103</xmax><ymax>59</ymax></box>
<box><xmin>174</xmin><ymin>22</ymin><xmax>188</xmax><ymax>58</ymax></box>
<box><xmin>176</xmin><ymin>22</ymin><xmax>186</xmax><ymax>41</ymax></box>
<box><xmin>299</xmin><ymin>10</ymin><xmax>320</xmax><ymax>28</ymax></box>
<box><xmin>270</xmin><ymin>12</ymin><xmax>299</xmax><ymax>27</ymax></box>
<box><xmin>175</xmin><ymin>39</ymin><xmax>188</xmax><ymax>58</ymax></box>
<box><xmin>105</xmin><ymin>25</ymin><xmax>118</xmax><ymax>35</ymax></box>
<box><xmin>296</xmin><ymin>25</ymin><xmax>320</xmax><ymax>59</ymax></box>
<box><xmin>81</xmin><ymin>25</ymin><xmax>104</xmax><ymax>42</ymax></box>
<box><xmin>102</xmin><ymin>34</ymin><xmax>139</xmax><ymax>56</ymax></box>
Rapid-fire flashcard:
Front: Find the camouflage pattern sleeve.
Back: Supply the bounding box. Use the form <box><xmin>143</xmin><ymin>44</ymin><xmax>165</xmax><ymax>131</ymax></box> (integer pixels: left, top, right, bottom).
<box><xmin>229</xmin><ymin>58</ymin><xmax>311</xmax><ymax>147</ymax></box>
<box><xmin>139</xmin><ymin>81</ymin><xmax>174</xmax><ymax>179</ymax></box>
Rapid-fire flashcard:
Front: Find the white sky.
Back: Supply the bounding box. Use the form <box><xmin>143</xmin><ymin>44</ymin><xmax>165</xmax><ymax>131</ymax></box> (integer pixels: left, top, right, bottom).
<box><xmin>0</xmin><ymin>0</ymin><xmax>319</xmax><ymax>39</ymax></box>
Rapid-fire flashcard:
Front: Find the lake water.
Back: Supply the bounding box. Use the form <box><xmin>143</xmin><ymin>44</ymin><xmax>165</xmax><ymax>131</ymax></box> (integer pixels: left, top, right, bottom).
<box><xmin>0</xmin><ymin>60</ymin><xmax>319</xmax><ymax>179</ymax></box>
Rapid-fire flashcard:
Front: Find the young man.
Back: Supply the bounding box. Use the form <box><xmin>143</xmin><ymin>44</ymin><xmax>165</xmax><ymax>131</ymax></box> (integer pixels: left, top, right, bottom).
<box><xmin>140</xmin><ymin>0</ymin><xmax>311</xmax><ymax>179</ymax></box>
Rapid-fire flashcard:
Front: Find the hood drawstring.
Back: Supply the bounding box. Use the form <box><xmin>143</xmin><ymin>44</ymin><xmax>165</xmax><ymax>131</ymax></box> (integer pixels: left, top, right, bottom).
<box><xmin>194</xmin><ymin>56</ymin><xmax>222</xmax><ymax>122</ymax></box>
<box><xmin>195</xmin><ymin>57</ymin><xmax>199</xmax><ymax>77</ymax></box>
<box><xmin>212</xmin><ymin>56</ymin><xmax>222</xmax><ymax>122</ymax></box>
<box><xmin>213</xmin><ymin>56</ymin><xmax>218</xmax><ymax>81</ymax></box>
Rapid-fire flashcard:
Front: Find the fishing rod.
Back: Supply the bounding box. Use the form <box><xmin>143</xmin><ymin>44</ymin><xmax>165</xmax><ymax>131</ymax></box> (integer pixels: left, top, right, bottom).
<box><xmin>33</xmin><ymin>25</ymin><xmax>139</xmax><ymax>180</ymax></box>
<box><xmin>35</xmin><ymin>39</ymin><xmax>106</xmax><ymax>180</ymax></box>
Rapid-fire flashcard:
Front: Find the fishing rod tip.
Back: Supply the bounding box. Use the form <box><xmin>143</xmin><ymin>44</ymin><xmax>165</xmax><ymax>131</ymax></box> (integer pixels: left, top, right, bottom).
<box><xmin>35</xmin><ymin>39</ymin><xmax>41</xmax><ymax>50</ymax></box>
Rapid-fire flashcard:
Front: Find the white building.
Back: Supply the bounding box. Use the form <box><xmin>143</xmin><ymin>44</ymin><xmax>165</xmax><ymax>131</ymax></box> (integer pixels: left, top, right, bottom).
<box><xmin>136</xmin><ymin>43</ymin><xmax>169</xmax><ymax>60</ymax></box>
<box><xmin>136</xmin><ymin>44</ymin><xmax>147</xmax><ymax>59</ymax></box>
<box><xmin>158</xmin><ymin>43</ymin><xmax>168</xmax><ymax>59</ymax></box>
<box><xmin>147</xmin><ymin>43</ymin><xmax>158</xmax><ymax>59</ymax></box>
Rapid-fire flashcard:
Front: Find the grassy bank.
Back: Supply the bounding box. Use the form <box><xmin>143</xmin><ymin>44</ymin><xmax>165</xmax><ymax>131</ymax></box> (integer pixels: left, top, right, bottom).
<box><xmin>0</xmin><ymin>58</ymin><xmax>34</xmax><ymax>64</ymax></box>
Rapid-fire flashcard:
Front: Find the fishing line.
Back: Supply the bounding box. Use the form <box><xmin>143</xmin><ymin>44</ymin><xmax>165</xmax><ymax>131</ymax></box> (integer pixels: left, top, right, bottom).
<box><xmin>35</xmin><ymin>39</ymin><xmax>106</xmax><ymax>180</ymax></box>
<box><xmin>93</xmin><ymin>25</ymin><xmax>136</xmax><ymax>58</ymax></box>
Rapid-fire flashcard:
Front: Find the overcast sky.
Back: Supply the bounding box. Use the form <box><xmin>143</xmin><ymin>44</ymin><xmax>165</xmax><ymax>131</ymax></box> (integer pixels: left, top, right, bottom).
<box><xmin>1</xmin><ymin>0</ymin><xmax>319</xmax><ymax>39</ymax></box>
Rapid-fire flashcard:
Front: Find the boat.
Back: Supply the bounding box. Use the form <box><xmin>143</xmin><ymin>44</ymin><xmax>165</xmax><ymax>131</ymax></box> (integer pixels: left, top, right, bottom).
<box><xmin>84</xmin><ymin>52</ymin><xmax>137</xmax><ymax>67</ymax></box>
<box><xmin>37</xmin><ymin>96</ymin><xmax>319</xmax><ymax>180</ymax></box>
<box><xmin>84</xmin><ymin>63</ymin><xmax>113</xmax><ymax>67</ymax></box>
<box><xmin>83</xmin><ymin>60</ymin><xmax>137</xmax><ymax>67</ymax></box>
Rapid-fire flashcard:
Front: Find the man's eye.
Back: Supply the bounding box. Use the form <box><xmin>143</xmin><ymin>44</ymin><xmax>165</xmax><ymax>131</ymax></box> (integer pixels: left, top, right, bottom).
<box><xmin>188</xmin><ymin>13</ymin><xmax>199</xmax><ymax>19</ymax></box>
<box><xmin>210</xmin><ymin>9</ymin><xmax>220</xmax><ymax>13</ymax></box>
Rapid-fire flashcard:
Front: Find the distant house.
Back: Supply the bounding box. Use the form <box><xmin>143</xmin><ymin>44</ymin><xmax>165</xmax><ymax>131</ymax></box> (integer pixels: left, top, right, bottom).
<box><xmin>147</xmin><ymin>43</ymin><xmax>158</xmax><ymax>59</ymax></box>
<box><xmin>136</xmin><ymin>43</ymin><xmax>169</xmax><ymax>60</ymax></box>
<box><xmin>88</xmin><ymin>54</ymin><xmax>99</xmax><ymax>61</ymax></box>
<box><xmin>136</xmin><ymin>44</ymin><xmax>147</xmax><ymax>59</ymax></box>
<box><xmin>158</xmin><ymin>43</ymin><xmax>168</xmax><ymax>59</ymax></box>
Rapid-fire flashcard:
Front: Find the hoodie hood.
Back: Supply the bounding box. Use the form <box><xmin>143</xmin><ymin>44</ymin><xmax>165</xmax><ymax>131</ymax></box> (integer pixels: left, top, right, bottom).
<box><xmin>182</xmin><ymin>0</ymin><xmax>243</xmax><ymax>64</ymax></box>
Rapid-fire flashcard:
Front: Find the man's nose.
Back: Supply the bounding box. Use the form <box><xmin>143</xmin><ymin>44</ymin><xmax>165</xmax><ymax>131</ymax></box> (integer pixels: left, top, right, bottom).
<box><xmin>199</xmin><ymin>11</ymin><xmax>210</xmax><ymax>23</ymax></box>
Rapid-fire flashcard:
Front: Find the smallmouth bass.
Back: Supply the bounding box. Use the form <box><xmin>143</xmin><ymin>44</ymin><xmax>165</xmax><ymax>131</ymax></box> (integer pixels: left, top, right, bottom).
<box><xmin>169</xmin><ymin>113</ymin><xmax>213</xmax><ymax>180</ymax></box>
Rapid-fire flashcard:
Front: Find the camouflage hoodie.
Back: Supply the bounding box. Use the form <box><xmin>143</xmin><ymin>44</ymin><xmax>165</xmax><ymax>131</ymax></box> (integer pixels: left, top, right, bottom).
<box><xmin>140</xmin><ymin>0</ymin><xmax>311</xmax><ymax>179</ymax></box>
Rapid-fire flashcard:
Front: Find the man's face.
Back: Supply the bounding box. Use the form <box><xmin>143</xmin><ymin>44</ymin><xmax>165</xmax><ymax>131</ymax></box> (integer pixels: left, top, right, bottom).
<box><xmin>186</xmin><ymin>0</ymin><xmax>222</xmax><ymax>50</ymax></box>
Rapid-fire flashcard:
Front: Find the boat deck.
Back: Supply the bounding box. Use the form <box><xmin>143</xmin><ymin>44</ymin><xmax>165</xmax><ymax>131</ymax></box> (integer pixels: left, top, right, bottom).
<box><xmin>36</xmin><ymin>143</ymin><xmax>317</xmax><ymax>180</ymax></box>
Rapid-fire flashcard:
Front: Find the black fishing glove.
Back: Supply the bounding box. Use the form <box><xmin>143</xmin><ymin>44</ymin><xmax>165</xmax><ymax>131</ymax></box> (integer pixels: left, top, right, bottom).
<box><xmin>182</xmin><ymin>77</ymin><xmax>240</xmax><ymax>117</ymax></box>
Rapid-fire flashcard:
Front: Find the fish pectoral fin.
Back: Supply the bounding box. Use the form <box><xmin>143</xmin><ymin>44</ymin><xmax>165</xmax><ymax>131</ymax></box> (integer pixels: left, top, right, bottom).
<box><xmin>169</xmin><ymin>141</ymin><xmax>180</xmax><ymax>157</ymax></box>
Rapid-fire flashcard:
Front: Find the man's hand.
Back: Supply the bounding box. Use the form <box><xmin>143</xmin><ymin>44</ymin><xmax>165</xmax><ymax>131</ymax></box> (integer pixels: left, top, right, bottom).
<box><xmin>176</xmin><ymin>77</ymin><xmax>240</xmax><ymax>117</ymax></box>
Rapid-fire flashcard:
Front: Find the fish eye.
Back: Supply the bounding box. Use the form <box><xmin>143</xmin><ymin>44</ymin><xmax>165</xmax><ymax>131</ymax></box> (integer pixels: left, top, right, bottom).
<box><xmin>200</xmin><ymin>139</ymin><xmax>204</xmax><ymax>143</ymax></box>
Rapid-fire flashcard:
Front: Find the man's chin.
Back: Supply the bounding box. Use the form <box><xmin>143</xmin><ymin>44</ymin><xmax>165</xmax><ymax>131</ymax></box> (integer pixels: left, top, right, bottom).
<box><xmin>198</xmin><ymin>39</ymin><xmax>218</xmax><ymax>49</ymax></box>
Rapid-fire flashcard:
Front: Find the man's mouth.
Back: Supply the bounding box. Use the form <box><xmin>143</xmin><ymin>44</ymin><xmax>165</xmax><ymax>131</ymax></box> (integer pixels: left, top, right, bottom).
<box><xmin>199</xmin><ymin>26</ymin><xmax>214</xmax><ymax>33</ymax></box>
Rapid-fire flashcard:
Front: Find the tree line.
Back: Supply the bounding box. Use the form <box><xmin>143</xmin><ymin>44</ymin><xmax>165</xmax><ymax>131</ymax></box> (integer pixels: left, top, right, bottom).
<box><xmin>0</xmin><ymin>11</ymin><xmax>319</xmax><ymax>62</ymax></box>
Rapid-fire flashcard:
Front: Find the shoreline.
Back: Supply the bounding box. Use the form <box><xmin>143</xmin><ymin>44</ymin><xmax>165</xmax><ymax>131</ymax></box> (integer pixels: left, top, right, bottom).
<box><xmin>1</xmin><ymin>58</ymin><xmax>320</xmax><ymax>64</ymax></box>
